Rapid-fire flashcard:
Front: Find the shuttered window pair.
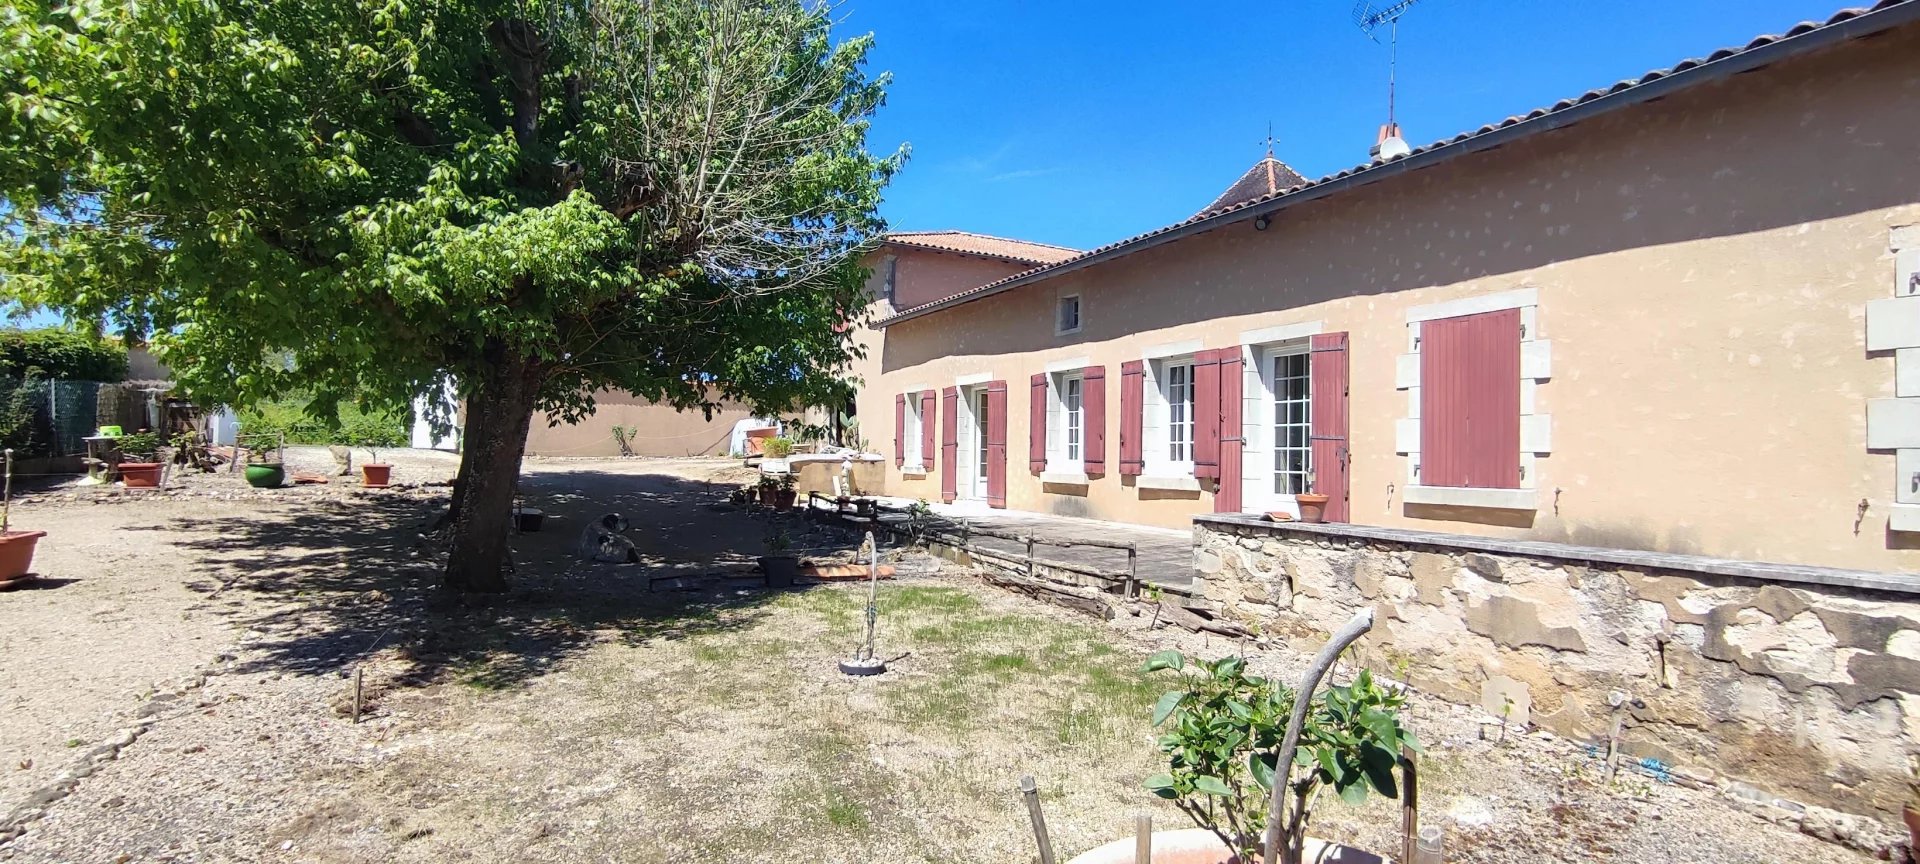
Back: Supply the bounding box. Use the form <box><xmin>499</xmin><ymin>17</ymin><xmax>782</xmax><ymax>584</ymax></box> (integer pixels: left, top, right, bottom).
<box><xmin>1029</xmin><ymin>367</ymin><xmax>1107</xmax><ymax>475</ymax></box>
<box><xmin>893</xmin><ymin>391</ymin><xmax>936</xmax><ymax>472</ymax></box>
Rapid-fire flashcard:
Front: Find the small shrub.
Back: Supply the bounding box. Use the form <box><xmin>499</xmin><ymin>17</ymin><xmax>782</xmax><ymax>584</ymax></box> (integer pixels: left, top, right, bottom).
<box><xmin>113</xmin><ymin>432</ymin><xmax>160</xmax><ymax>461</ymax></box>
<box><xmin>761</xmin><ymin>436</ymin><xmax>795</xmax><ymax>458</ymax></box>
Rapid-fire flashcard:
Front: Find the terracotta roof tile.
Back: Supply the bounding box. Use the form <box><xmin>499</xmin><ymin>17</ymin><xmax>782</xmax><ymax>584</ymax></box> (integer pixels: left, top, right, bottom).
<box><xmin>878</xmin><ymin>0</ymin><xmax>1916</xmax><ymax>327</ymax></box>
<box><xmin>1196</xmin><ymin>156</ymin><xmax>1310</xmax><ymax>218</ymax></box>
<box><xmin>883</xmin><ymin>231</ymin><xmax>1081</xmax><ymax>265</ymax></box>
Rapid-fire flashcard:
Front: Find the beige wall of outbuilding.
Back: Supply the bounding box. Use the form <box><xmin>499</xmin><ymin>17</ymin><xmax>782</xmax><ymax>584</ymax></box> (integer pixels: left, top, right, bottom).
<box><xmin>526</xmin><ymin>391</ymin><xmax>754</xmax><ymax>458</ymax></box>
<box><xmin>863</xmin><ymin>24</ymin><xmax>1920</xmax><ymax>572</ymax></box>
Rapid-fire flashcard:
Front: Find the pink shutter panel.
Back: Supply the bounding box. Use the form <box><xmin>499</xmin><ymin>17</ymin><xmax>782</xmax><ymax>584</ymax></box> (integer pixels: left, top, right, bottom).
<box><xmin>1120</xmin><ymin>360</ymin><xmax>1145</xmax><ymax>476</ymax></box>
<box><xmin>1310</xmin><ymin>332</ymin><xmax>1351</xmax><ymax>523</ymax></box>
<box><xmin>1214</xmin><ymin>349</ymin><xmax>1244</xmax><ymax>513</ymax></box>
<box><xmin>1419</xmin><ymin>311</ymin><xmax>1520</xmax><ymax>489</ymax></box>
<box><xmin>1029</xmin><ymin>373</ymin><xmax>1048</xmax><ymax>474</ymax></box>
<box><xmin>940</xmin><ymin>387</ymin><xmax>959</xmax><ymax>503</ymax></box>
<box><xmin>1082</xmin><ymin>366</ymin><xmax>1106</xmax><ymax>473</ymax></box>
<box><xmin>919</xmin><ymin>391</ymin><xmax>936</xmax><ymax>470</ymax></box>
<box><xmin>985</xmin><ymin>381</ymin><xmax>1009</xmax><ymax>508</ymax></box>
<box><xmin>1193</xmin><ymin>350</ymin><xmax>1222</xmax><ymax>479</ymax></box>
<box><xmin>894</xmin><ymin>394</ymin><xmax>906</xmax><ymax>468</ymax></box>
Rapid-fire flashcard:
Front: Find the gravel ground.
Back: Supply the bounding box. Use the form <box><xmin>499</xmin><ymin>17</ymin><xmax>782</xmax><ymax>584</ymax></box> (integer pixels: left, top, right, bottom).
<box><xmin>0</xmin><ymin>454</ymin><xmax>1893</xmax><ymax>863</ymax></box>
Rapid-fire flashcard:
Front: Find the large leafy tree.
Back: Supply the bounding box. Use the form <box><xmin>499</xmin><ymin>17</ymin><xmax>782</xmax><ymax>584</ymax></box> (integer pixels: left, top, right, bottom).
<box><xmin>1</xmin><ymin>0</ymin><xmax>898</xmax><ymax>591</ymax></box>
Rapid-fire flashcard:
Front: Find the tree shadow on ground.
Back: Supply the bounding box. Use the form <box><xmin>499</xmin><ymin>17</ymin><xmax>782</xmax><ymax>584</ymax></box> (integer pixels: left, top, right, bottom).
<box><xmin>160</xmin><ymin>470</ymin><xmax>875</xmax><ymax>693</ymax></box>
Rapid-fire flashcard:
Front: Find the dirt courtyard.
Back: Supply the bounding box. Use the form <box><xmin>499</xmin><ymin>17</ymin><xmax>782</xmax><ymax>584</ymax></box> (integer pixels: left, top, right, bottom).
<box><xmin>0</xmin><ymin>454</ymin><xmax>1885</xmax><ymax>864</ymax></box>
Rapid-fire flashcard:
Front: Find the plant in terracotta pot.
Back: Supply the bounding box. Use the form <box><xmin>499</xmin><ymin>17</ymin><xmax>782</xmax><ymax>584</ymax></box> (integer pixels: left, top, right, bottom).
<box><xmin>1116</xmin><ymin>651</ymin><xmax>1415</xmax><ymax>864</ymax></box>
<box><xmin>774</xmin><ymin>473</ymin><xmax>798</xmax><ymax>511</ymax></box>
<box><xmin>113</xmin><ymin>432</ymin><xmax>165</xmax><ymax>488</ymax></box>
<box><xmin>1294</xmin><ymin>470</ymin><xmax>1329</xmax><ymax>524</ymax></box>
<box><xmin>0</xmin><ymin>449</ymin><xmax>45</xmax><ymax>581</ymax></box>
<box><xmin>755</xmin><ymin>474</ymin><xmax>780</xmax><ymax>506</ymax></box>
<box><xmin>343</xmin><ymin>415</ymin><xmax>404</xmax><ymax>488</ymax></box>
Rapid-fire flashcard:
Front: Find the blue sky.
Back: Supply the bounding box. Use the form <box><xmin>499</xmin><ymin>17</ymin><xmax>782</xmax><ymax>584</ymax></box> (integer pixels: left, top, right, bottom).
<box><xmin>842</xmin><ymin>0</ymin><xmax>1856</xmax><ymax>251</ymax></box>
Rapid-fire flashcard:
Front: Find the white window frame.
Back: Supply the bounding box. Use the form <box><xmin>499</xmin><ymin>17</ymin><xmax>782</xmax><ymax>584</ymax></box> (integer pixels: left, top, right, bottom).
<box><xmin>1236</xmin><ymin>322</ymin><xmax>1322</xmax><ymax>515</ymax></box>
<box><xmin>901</xmin><ymin>391</ymin><xmax>926</xmax><ymax>474</ymax></box>
<box><xmin>1267</xmin><ymin>343</ymin><xmax>1313</xmax><ymax>499</ymax></box>
<box><xmin>1056</xmin><ymin>293</ymin><xmax>1082</xmax><ymax>336</ymax></box>
<box><xmin>1394</xmin><ymin>288</ymin><xmax>1551</xmax><ymax>511</ymax></box>
<box><xmin>1146</xmin><ymin>356</ymin><xmax>1197</xmax><ymax>477</ymax></box>
<box><xmin>1046</xmin><ymin>371</ymin><xmax>1084</xmax><ymax>473</ymax></box>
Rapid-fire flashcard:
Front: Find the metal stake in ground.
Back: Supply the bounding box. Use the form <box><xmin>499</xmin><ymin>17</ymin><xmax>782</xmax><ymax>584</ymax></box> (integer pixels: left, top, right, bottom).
<box><xmin>838</xmin><ymin>531</ymin><xmax>887</xmax><ymax>676</ymax></box>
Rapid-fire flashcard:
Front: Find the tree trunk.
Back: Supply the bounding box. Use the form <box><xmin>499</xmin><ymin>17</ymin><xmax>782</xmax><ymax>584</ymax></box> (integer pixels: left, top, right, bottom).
<box><xmin>443</xmin><ymin>349</ymin><xmax>542</xmax><ymax>593</ymax></box>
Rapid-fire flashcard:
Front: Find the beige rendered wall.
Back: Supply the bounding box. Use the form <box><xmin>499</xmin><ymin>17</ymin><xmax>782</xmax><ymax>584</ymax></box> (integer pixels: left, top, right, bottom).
<box><xmin>526</xmin><ymin>390</ymin><xmax>754</xmax><ymax>457</ymax></box>
<box><xmin>868</xmin><ymin>25</ymin><xmax>1920</xmax><ymax>572</ymax></box>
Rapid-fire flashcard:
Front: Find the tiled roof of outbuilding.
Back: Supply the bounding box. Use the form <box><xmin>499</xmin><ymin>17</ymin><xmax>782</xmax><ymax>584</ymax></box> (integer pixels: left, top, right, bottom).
<box><xmin>1196</xmin><ymin>156</ymin><xmax>1310</xmax><ymax>218</ymax></box>
<box><xmin>877</xmin><ymin>0</ymin><xmax>1919</xmax><ymax>328</ymax></box>
<box><xmin>883</xmin><ymin>231</ymin><xmax>1081</xmax><ymax>265</ymax></box>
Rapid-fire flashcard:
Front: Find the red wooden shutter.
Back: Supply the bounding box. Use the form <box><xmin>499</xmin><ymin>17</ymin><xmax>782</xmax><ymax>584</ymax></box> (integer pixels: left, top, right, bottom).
<box><xmin>1082</xmin><ymin>365</ymin><xmax>1106</xmax><ymax>473</ymax></box>
<box><xmin>1193</xmin><ymin>349</ymin><xmax>1222</xmax><ymax>479</ymax></box>
<box><xmin>894</xmin><ymin>394</ymin><xmax>906</xmax><ymax>468</ymax></box>
<box><xmin>1120</xmin><ymin>360</ymin><xmax>1145</xmax><ymax>476</ymax></box>
<box><xmin>919</xmin><ymin>391</ymin><xmax>935</xmax><ymax>470</ymax></box>
<box><xmin>1310</xmin><ymin>332</ymin><xmax>1352</xmax><ymax>523</ymax></box>
<box><xmin>1215</xmin><ymin>349</ymin><xmax>1245</xmax><ymax>513</ymax></box>
<box><xmin>985</xmin><ymin>381</ymin><xmax>1008</xmax><ymax>509</ymax></box>
<box><xmin>1420</xmin><ymin>310</ymin><xmax>1521</xmax><ymax>489</ymax></box>
<box><xmin>1029</xmin><ymin>373</ymin><xmax>1048</xmax><ymax>474</ymax></box>
<box><xmin>940</xmin><ymin>387</ymin><xmax>959</xmax><ymax>503</ymax></box>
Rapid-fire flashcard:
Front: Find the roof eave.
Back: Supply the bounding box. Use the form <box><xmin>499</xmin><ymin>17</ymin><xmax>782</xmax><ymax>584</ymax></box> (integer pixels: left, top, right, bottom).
<box><xmin>879</xmin><ymin>238</ymin><xmax>1060</xmax><ymax>267</ymax></box>
<box><xmin>877</xmin><ymin>0</ymin><xmax>1919</xmax><ymax>329</ymax></box>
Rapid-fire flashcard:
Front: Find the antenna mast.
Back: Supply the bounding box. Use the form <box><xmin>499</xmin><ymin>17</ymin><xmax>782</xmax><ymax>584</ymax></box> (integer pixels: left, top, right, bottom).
<box><xmin>1352</xmin><ymin>0</ymin><xmax>1425</xmax><ymax>131</ymax></box>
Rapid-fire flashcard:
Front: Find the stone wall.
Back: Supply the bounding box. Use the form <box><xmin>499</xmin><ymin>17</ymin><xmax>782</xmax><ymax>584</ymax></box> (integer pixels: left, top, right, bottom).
<box><xmin>1193</xmin><ymin>514</ymin><xmax>1920</xmax><ymax>827</ymax></box>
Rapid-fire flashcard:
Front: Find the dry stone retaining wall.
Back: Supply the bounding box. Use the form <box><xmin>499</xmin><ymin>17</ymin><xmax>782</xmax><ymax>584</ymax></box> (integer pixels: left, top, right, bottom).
<box><xmin>1192</xmin><ymin>514</ymin><xmax>1920</xmax><ymax>827</ymax></box>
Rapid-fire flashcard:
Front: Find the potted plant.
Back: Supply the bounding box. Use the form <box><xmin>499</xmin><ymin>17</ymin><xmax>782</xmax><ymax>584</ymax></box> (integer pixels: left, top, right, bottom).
<box><xmin>342</xmin><ymin>414</ymin><xmax>402</xmax><ymax>487</ymax></box>
<box><xmin>774</xmin><ymin>473</ymin><xmax>798</xmax><ymax>511</ymax></box>
<box><xmin>114</xmin><ymin>432</ymin><xmax>165</xmax><ymax>488</ymax></box>
<box><xmin>1075</xmin><ymin>652</ymin><xmax>1415</xmax><ymax>864</ymax></box>
<box><xmin>756</xmin><ymin>474</ymin><xmax>780</xmax><ymax>506</ymax></box>
<box><xmin>1294</xmin><ymin>470</ymin><xmax>1329</xmax><ymax>524</ymax></box>
<box><xmin>0</xmin><ymin>449</ymin><xmax>44</xmax><ymax>582</ymax></box>
<box><xmin>762</xmin><ymin>436</ymin><xmax>795</xmax><ymax>460</ymax></box>
<box><xmin>241</xmin><ymin>433</ymin><xmax>286</xmax><ymax>488</ymax></box>
<box><xmin>758</xmin><ymin>529</ymin><xmax>799</xmax><ymax>588</ymax></box>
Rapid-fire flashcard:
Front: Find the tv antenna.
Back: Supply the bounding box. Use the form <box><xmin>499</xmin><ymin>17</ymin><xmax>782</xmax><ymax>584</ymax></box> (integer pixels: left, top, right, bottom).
<box><xmin>1352</xmin><ymin>0</ymin><xmax>1425</xmax><ymax>132</ymax></box>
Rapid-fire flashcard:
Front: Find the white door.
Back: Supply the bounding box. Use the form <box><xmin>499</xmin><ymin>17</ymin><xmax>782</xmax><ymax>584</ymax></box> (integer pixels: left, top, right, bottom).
<box><xmin>957</xmin><ymin>387</ymin><xmax>979</xmax><ymax>500</ymax></box>
<box><xmin>1266</xmin><ymin>347</ymin><xmax>1313</xmax><ymax>516</ymax></box>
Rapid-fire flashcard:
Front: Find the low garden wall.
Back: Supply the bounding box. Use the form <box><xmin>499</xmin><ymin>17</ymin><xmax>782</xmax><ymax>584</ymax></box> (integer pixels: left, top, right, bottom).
<box><xmin>1192</xmin><ymin>514</ymin><xmax>1920</xmax><ymax>833</ymax></box>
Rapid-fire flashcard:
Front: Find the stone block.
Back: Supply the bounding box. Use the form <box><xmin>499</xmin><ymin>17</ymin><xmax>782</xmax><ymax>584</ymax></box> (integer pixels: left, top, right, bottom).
<box><xmin>1410</xmin><ymin>552</ymin><xmax>1453</xmax><ymax>606</ymax></box>
<box><xmin>1466</xmin><ymin>595</ymin><xmax>1588</xmax><ymax>653</ymax></box>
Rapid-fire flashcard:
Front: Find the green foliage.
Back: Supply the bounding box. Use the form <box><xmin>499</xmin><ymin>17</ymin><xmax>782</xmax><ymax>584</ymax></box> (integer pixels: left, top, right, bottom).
<box><xmin>0</xmin><ymin>377</ymin><xmax>52</xmax><ymax>457</ymax></box>
<box><xmin>762</xmin><ymin>437</ymin><xmax>796</xmax><ymax>459</ymax></box>
<box><xmin>1141</xmin><ymin>652</ymin><xmax>1419</xmax><ymax>860</ymax></box>
<box><xmin>236</xmin><ymin>394</ymin><xmax>406</xmax><ymax>448</ymax></box>
<box><xmin>113</xmin><ymin>431</ymin><xmax>159</xmax><ymax>460</ymax></box>
<box><xmin>0</xmin><ymin>329</ymin><xmax>127</xmax><ymax>382</ymax></box>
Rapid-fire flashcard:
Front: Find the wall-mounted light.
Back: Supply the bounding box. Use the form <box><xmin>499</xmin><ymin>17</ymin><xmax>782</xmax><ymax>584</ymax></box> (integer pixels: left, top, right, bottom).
<box><xmin>1254</xmin><ymin>214</ymin><xmax>1271</xmax><ymax>231</ymax></box>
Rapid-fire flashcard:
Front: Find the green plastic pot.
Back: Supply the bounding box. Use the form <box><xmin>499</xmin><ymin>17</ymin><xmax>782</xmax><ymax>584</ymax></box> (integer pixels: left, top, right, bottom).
<box><xmin>244</xmin><ymin>463</ymin><xmax>286</xmax><ymax>488</ymax></box>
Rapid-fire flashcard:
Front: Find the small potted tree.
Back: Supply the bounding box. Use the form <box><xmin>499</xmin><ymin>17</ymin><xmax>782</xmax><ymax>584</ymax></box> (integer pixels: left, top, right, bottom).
<box><xmin>774</xmin><ymin>473</ymin><xmax>798</xmax><ymax>511</ymax></box>
<box><xmin>755</xmin><ymin>474</ymin><xmax>780</xmax><ymax>506</ymax></box>
<box><xmin>344</xmin><ymin>415</ymin><xmax>403</xmax><ymax>488</ymax></box>
<box><xmin>0</xmin><ymin>449</ymin><xmax>45</xmax><ymax>581</ymax></box>
<box><xmin>114</xmin><ymin>432</ymin><xmax>165</xmax><ymax>488</ymax></box>
<box><xmin>759</xmin><ymin>529</ymin><xmax>799</xmax><ymax>588</ymax></box>
<box><xmin>1294</xmin><ymin>469</ymin><xmax>1329</xmax><ymax>524</ymax></box>
<box><xmin>1067</xmin><ymin>649</ymin><xmax>1416</xmax><ymax>864</ymax></box>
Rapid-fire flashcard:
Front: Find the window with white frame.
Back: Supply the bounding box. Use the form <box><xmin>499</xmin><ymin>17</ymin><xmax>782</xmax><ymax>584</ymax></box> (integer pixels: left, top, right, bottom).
<box><xmin>902</xmin><ymin>392</ymin><xmax>925</xmax><ymax>471</ymax></box>
<box><xmin>1056</xmin><ymin>294</ymin><xmax>1081</xmax><ymax>335</ymax></box>
<box><xmin>1271</xmin><ymin>350</ymin><xmax>1311</xmax><ymax>494</ymax></box>
<box><xmin>1047</xmin><ymin>371</ymin><xmax>1084</xmax><ymax>470</ymax></box>
<box><xmin>881</xmin><ymin>255</ymin><xmax>898</xmax><ymax>304</ymax></box>
<box><xmin>1150</xmin><ymin>357</ymin><xmax>1196</xmax><ymax>472</ymax></box>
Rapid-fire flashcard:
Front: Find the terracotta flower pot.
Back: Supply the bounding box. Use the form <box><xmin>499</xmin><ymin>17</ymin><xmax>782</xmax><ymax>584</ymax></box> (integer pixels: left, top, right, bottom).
<box><xmin>1065</xmin><ymin>829</ymin><xmax>1380</xmax><ymax>864</ymax></box>
<box><xmin>774</xmin><ymin>489</ymin><xmax>797</xmax><ymax>511</ymax></box>
<box><xmin>0</xmin><ymin>530</ymin><xmax>46</xmax><ymax>581</ymax></box>
<box><xmin>119</xmin><ymin>462</ymin><xmax>164</xmax><ymax>488</ymax></box>
<box><xmin>361</xmin><ymin>463</ymin><xmax>393</xmax><ymax>487</ymax></box>
<box><xmin>1295</xmin><ymin>493</ymin><xmax>1330</xmax><ymax>524</ymax></box>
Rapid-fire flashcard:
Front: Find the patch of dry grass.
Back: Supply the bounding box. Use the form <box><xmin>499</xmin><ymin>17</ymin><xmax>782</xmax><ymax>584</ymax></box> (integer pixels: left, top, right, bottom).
<box><xmin>279</xmin><ymin>579</ymin><xmax>1185</xmax><ymax>864</ymax></box>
